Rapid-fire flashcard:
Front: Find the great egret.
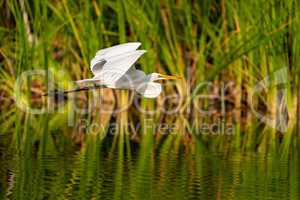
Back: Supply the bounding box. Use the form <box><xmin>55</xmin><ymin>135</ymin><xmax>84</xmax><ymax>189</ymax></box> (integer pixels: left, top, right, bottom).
<box><xmin>45</xmin><ymin>42</ymin><xmax>181</xmax><ymax>98</ymax></box>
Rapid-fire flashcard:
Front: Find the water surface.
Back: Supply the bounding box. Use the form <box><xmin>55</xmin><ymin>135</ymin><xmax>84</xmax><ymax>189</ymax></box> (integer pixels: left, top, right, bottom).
<box><xmin>0</xmin><ymin>132</ymin><xmax>299</xmax><ymax>200</ymax></box>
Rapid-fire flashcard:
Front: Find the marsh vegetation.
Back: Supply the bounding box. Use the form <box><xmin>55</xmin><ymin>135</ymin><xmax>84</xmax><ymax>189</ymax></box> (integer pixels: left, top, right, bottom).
<box><xmin>0</xmin><ymin>0</ymin><xmax>300</xmax><ymax>199</ymax></box>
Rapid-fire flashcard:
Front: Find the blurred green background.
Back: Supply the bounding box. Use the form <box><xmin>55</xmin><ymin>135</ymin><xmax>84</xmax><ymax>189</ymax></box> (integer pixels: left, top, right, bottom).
<box><xmin>0</xmin><ymin>0</ymin><xmax>300</xmax><ymax>199</ymax></box>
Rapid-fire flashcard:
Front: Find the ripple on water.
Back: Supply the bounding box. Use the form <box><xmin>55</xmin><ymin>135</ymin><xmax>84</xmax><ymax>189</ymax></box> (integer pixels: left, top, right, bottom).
<box><xmin>1</xmin><ymin>140</ymin><xmax>299</xmax><ymax>200</ymax></box>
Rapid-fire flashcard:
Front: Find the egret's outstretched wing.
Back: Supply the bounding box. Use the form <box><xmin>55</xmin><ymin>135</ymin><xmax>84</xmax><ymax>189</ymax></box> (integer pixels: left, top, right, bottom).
<box><xmin>135</xmin><ymin>82</ymin><xmax>162</xmax><ymax>98</ymax></box>
<box><xmin>90</xmin><ymin>60</ymin><xmax>106</xmax><ymax>75</ymax></box>
<box><xmin>90</xmin><ymin>42</ymin><xmax>141</xmax><ymax>75</ymax></box>
<box><xmin>113</xmin><ymin>69</ymin><xmax>146</xmax><ymax>89</ymax></box>
<box><xmin>95</xmin><ymin>42</ymin><xmax>141</xmax><ymax>57</ymax></box>
<box><xmin>94</xmin><ymin>50</ymin><xmax>146</xmax><ymax>84</ymax></box>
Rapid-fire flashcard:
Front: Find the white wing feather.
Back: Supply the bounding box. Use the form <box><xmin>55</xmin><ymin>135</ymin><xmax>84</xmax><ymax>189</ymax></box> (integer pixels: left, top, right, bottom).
<box><xmin>112</xmin><ymin>69</ymin><xmax>146</xmax><ymax>89</ymax></box>
<box><xmin>95</xmin><ymin>42</ymin><xmax>141</xmax><ymax>57</ymax></box>
<box><xmin>94</xmin><ymin>50</ymin><xmax>146</xmax><ymax>84</ymax></box>
<box><xmin>90</xmin><ymin>42</ymin><xmax>141</xmax><ymax>75</ymax></box>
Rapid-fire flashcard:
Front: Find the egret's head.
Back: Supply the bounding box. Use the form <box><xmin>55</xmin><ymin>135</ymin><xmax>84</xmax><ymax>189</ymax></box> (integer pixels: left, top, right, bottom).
<box><xmin>149</xmin><ymin>73</ymin><xmax>182</xmax><ymax>82</ymax></box>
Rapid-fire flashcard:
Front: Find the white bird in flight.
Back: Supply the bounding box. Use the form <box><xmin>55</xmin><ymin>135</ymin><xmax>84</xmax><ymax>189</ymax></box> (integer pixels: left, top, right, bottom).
<box><xmin>43</xmin><ymin>42</ymin><xmax>181</xmax><ymax>98</ymax></box>
<box><xmin>76</xmin><ymin>42</ymin><xmax>181</xmax><ymax>98</ymax></box>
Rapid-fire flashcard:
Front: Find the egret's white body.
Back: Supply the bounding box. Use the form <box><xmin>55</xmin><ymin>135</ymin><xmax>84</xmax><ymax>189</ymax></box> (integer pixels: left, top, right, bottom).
<box><xmin>77</xmin><ymin>42</ymin><xmax>179</xmax><ymax>98</ymax></box>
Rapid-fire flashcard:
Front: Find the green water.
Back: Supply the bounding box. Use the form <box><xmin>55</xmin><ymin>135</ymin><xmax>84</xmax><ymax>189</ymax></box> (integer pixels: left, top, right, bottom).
<box><xmin>0</xmin><ymin>132</ymin><xmax>299</xmax><ymax>200</ymax></box>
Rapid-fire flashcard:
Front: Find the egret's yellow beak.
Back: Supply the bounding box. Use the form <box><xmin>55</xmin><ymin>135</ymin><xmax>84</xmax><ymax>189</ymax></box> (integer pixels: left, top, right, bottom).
<box><xmin>159</xmin><ymin>74</ymin><xmax>182</xmax><ymax>80</ymax></box>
